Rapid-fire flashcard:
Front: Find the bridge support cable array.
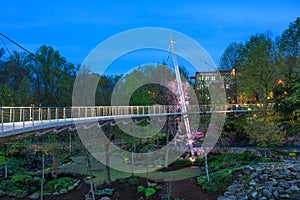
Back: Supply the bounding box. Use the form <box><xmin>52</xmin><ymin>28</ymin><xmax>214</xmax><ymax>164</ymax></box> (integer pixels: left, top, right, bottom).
<box><xmin>169</xmin><ymin>36</ymin><xmax>195</xmax><ymax>158</ymax></box>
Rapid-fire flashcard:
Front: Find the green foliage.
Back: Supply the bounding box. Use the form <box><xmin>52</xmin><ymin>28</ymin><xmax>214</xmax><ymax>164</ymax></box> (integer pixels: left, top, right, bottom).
<box><xmin>274</xmin><ymin>74</ymin><xmax>300</xmax><ymax>116</ymax></box>
<box><xmin>0</xmin><ymin>155</ymin><xmax>5</xmax><ymax>165</ymax></box>
<box><xmin>94</xmin><ymin>188</ymin><xmax>115</xmax><ymax>196</ymax></box>
<box><xmin>145</xmin><ymin>187</ymin><xmax>156</xmax><ymax>197</ymax></box>
<box><xmin>245</xmin><ymin>117</ymin><xmax>286</xmax><ymax>148</ymax></box>
<box><xmin>128</xmin><ymin>176</ymin><xmax>139</xmax><ymax>186</ymax></box>
<box><xmin>286</xmin><ymin>123</ymin><xmax>300</xmax><ymax>136</ymax></box>
<box><xmin>171</xmin><ymin>159</ymin><xmax>192</xmax><ymax>167</ymax></box>
<box><xmin>0</xmin><ymin>173</ymin><xmax>40</xmax><ymax>195</ymax></box>
<box><xmin>44</xmin><ymin>177</ymin><xmax>76</xmax><ymax>193</ymax></box>
<box><xmin>197</xmin><ymin>169</ymin><xmax>232</xmax><ymax>194</ymax></box>
<box><xmin>11</xmin><ymin>174</ymin><xmax>33</xmax><ymax>182</ymax></box>
<box><xmin>200</xmin><ymin>151</ymin><xmax>256</xmax><ymax>168</ymax></box>
<box><xmin>137</xmin><ymin>182</ymin><xmax>159</xmax><ymax>197</ymax></box>
<box><xmin>137</xmin><ymin>185</ymin><xmax>145</xmax><ymax>193</ymax></box>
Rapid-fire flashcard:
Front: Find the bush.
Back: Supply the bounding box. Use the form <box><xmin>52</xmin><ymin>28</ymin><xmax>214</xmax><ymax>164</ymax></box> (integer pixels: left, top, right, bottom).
<box><xmin>128</xmin><ymin>176</ymin><xmax>139</xmax><ymax>186</ymax></box>
<box><xmin>44</xmin><ymin>177</ymin><xmax>77</xmax><ymax>193</ymax></box>
<box><xmin>95</xmin><ymin>188</ymin><xmax>115</xmax><ymax>196</ymax></box>
<box><xmin>171</xmin><ymin>159</ymin><xmax>192</xmax><ymax>167</ymax></box>
<box><xmin>137</xmin><ymin>184</ymin><xmax>157</xmax><ymax>197</ymax></box>
<box><xmin>197</xmin><ymin>169</ymin><xmax>232</xmax><ymax>194</ymax></box>
<box><xmin>145</xmin><ymin>187</ymin><xmax>156</xmax><ymax>197</ymax></box>
<box><xmin>0</xmin><ymin>173</ymin><xmax>40</xmax><ymax>195</ymax></box>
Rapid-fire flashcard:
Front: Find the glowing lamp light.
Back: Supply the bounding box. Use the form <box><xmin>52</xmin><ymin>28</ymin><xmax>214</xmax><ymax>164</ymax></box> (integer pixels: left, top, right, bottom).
<box><xmin>189</xmin><ymin>157</ymin><xmax>196</xmax><ymax>162</ymax></box>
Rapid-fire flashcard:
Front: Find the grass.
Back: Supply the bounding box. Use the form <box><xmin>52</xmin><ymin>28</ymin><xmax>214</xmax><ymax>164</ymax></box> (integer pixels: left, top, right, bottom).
<box><xmin>59</xmin><ymin>155</ymin><xmax>199</xmax><ymax>184</ymax></box>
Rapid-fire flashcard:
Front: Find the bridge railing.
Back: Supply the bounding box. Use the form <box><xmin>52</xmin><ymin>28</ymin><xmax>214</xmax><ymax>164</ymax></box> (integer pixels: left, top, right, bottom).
<box><xmin>1</xmin><ymin>104</ymin><xmax>267</xmax><ymax>134</ymax></box>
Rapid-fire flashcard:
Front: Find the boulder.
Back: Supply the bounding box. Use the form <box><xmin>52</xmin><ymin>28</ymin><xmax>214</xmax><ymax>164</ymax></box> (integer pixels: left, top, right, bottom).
<box><xmin>262</xmin><ymin>188</ymin><xmax>273</xmax><ymax>199</ymax></box>
<box><xmin>60</xmin><ymin>188</ymin><xmax>68</xmax><ymax>194</ymax></box>
<box><xmin>227</xmin><ymin>184</ymin><xmax>242</xmax><ymax>193</ymax></box>
<box><xmin>279</xmin><ymin>180</ymin><xmax>290</xmax><ymax>189</ymax></box>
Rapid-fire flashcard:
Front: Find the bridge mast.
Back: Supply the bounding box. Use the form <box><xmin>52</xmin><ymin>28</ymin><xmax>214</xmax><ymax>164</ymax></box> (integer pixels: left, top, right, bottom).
<box><xmin>169</xmin><ymin>35</ymin><xmax>194</xmax><ymax>158</ymax></box>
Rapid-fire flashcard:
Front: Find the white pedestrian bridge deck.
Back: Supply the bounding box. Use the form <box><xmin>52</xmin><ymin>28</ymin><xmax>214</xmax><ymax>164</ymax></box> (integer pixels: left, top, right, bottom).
<box><xmin>1</xmin><ymin>104</ymin><xmax>258</xmax><ymax>139</ymax></box>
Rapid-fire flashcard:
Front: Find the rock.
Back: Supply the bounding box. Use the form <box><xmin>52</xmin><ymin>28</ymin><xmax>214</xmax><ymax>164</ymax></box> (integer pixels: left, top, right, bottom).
<box><xmin>279</xmin><ymin>194</ymin><xmax>290</xmax><ymax>199</ymax></box>
<box><xmin>256</xmin><ymin>167</ymin><xmax>263</xmax><ymax>175</ymax></box>
<box><xmin>74</xmin><ymin>180</ymin><xmax>81</xmax><ymax>187</ymax></box>
<box><xmin>258</xmin><ymin>196</ymin><xmax>268</xmax><ymax>200</ymax></box>
<box><xmin>28</xmin><ymin>193</ymin><xmax>40</xmax><ymax>199</ymax></box>
<box><xmin>290</xmin><ymin>185</ymin><xmax>299</xmax><ymax>192</ymax></box>
<box><xmin>60</xmin><ymin>188</ymin><xmax>68</xmax><ymax>194</ymax></box>
<box><xmin>290</xmin><ymin>193</ymin><xmax>300</xmax><ymax>200</ymax></box>
<box><xmin>224</xmin><ymin>191</ymin><xmax>233</xmax><ymax>196</ymax></box>
<box><xmin>279</xmin><ymin>180</ymin><xmax>290</xmax><ymax>189</ymax></box>
<box><xmin>217</xmin><ymin>196</ymin><xmax>233</xmax><ymax>200</ymax></box>
<box><xmin>256</xmin><ymin>186</ymin><xmax>265</xmax><ymax>191</ymax></box>
<box><xmin>263</xmin><ymin>188</ymin><xmax>273</xmax><ymax>199</ymax></box>
<box><xmin>259</xmin><ymin>174</ymin><xmax>268</xmax><ymax>181</ymax></box>
<box><xmin>290</xmin><ymin>165</ymin><xmax>300</xmax><ymax>172</ymax></box>
<box><xmin>249</xmin><ymin>180</ymin><xmax>256</xmax><ymax>186</ymax></box>
<box><xmin>266</xmin><ymin>181</ymin><xmax>278</xmax><ymax>187</ymax></box>
<box><xmin>236</xmin><ymin>193</ymin><xmax>248</xmax><ymax>200</ymax></box>
<box><xmin>250</xmin><ymin>191</ymin><xmax>258</xmax><ymax>199</ymax></box>
<box><xmin>53</xmin><ymin>192</ymin><xmax>60</xmax><ymax>196</ymax></box>
<box><xmin>68</xmin><ymin>185</ymin><xmax>75</xmax><ymax>191</ymax></box>
<box><xmin>277</xmin><ymin>187</ymin><xmax>285</xmax><ymax>194</ymax></box>
<box><xmin>227</xmin><ymin>184</ymin><xmax>242</xmax><ymax>193</ymax></box>
<box><xmin>273</xmin><ymin>190</ymin><xmax>279</xmax><ymax>199</ymax></box>
<box><xmin>100</xmin><ymin>197</ymin><xmax>111</xmax><ymax>200</ymax></box>
<box><xmin>250</xmin><ymin>172</ymin><xmax>258</xmax><ymax>179</ymax></box>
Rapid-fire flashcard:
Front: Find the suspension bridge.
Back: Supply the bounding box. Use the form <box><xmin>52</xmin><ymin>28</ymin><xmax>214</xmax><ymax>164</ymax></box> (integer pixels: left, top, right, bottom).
<box><xmin>0</xmin><ymin>104</ymin><xmax>261</xmax><ymax>141</ymax></box>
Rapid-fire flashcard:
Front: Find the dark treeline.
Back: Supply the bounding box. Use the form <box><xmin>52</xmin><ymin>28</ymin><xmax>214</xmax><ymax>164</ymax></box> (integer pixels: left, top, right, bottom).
<box><xmin>0</xmin><ymin>45</ymin><xmax>123</xmax><ymax>107</ymax></box>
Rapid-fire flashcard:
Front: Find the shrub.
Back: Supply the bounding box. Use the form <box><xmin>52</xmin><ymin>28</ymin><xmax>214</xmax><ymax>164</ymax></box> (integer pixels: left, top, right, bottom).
<box><xmin>128</xmin><ymin>176</ymin><xmax>139</xmax><ymax>186</ymax></box>
<box><xmin>137</xmin><ymin>185</ymin><xmax>145</xmax><ymax>193</ymax></box>
<box><xmin>145</xmin><ymin>187</ymin><xmax>156</xmax><ymax>197</ymax></box>
<box><xmin>95</xmin><ymin>188</ymin><xmax>115</xmax><ymax>196</ymax></box>
<box><xmin>171</xmin><ymin>159</ymin><xmax>192</xmax><ymax>167</ymax></box>
<box><xmin>197</xmin><ymin>169</ymin><xmax>232</xmax><ymax>194</ymax></box>
<box><xmin>44</xmin><ymin>177</ymin><xmax>77</xmax><ymax>193</ymax></box>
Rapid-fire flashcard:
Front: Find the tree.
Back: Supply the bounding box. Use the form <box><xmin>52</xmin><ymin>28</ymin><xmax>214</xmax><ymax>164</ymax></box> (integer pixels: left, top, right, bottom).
<box><xmin>219</xmin><ymin>42</ymin><xmax>243</xmax><ymax>103</ymax></box>
<box><xmin>274</xmin><ymin>73</ymin><xmax>300</xmax><ymax>122</ymax></box>
<box><xmin>238</xmin><ymin>33</ymin><xmax>279</xmax><ymax>106</ymax></box>
<box><xmin>245</xmin><ymin>114</ymin><xmax>286</xmax><ymax>157</ymax></box>
<box><xmin>279</xmin><ymin>17</ymin><xmax>300</xmax><ymax>83</ymax></box>
<box><xmin>28</xmin><ymin>45</ymin><xmax>76</xmax><ymax>106</ymax></box>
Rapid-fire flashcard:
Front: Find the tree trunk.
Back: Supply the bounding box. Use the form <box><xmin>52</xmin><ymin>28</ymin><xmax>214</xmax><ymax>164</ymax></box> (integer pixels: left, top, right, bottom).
<box><xmin>165</xmin><ymin>128</ymin><xmax>170</xmax><ymax>168</ymax></box>
<box><xmin>41</xmin><ymin>136</ymin><xmax>45</xmax><ymax>200</ymax></box>
<box><xmin>86</xmin><ymin>153</ymin><xmax>95</xmax><ymax>200</ymax></box>
<box><xmin>4</xmin><ymin>144</ymin><xmax>8</xmax><ymax>179</ymax></box>
<box><xmin>104</xmin><ymin>140</ymin><xmax>111</xmax><ymax>185</ymax></box>
<box><xmin>69</xmin><ymin>132</ymin><xmax>72</xmax><ymax>154</ymax></box>
<box><xmin>205</xmin><ymin>150</ymin><xmax>210</xmax><ymax>182</ymax></box>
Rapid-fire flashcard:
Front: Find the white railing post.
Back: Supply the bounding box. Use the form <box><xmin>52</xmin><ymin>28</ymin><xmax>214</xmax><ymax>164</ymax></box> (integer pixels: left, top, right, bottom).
<box><xmin>85</xmin><ymin>107</ymin><xmax>87</xmax><ymax>119</ymax></box>
<box><xmin>78</xmin><ymin>107</ymin><xmax>80</xmax><ymax>118</ymax></box>
<box><xmin>47</xmin><ymin>108</ymin><xmax>51</xmax><ymax>123</ymax></box>
<box><xmin>63</xmin><ymin>107</ymin><xmax>66</xmax><ymax>123</ymax></box>
<box><xmin>12</xmin><ymin>108</ymin><xmax>15</xmax><ymax>133</ymax></box>
<box><xmin>56</xmin><ymin>107</ymin><xmax>58</xmax><ymax>122</ymax></box>
<box><xmin>32</xmin><ymin>107</ymin><xmax>34</xmax><ymax>129</ymax></box>
<box><xmin>22</xmin><ymin>108</ymin><xmax>25</xmax><ymax>130</ymax></box>
<box><xmin>19</xmin><ymin>108</ymin><xmax>22</xmax><ymax>122</ymax></box>
<box><xmin>9</xmin><ymin>108</ymin><xmax>12</xmax><ymax>123</ymax></box>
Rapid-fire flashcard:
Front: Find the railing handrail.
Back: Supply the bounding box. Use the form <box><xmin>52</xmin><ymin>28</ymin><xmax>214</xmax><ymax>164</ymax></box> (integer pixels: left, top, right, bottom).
<box><xmin>0</xmin><ymin>104</ymin><xmax>271</xmax><ymax>136</ymax></box>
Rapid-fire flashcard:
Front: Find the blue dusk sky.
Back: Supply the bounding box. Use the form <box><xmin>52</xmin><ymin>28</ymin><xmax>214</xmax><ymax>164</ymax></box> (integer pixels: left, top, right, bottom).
<box><xmin>1</xmin><ymin>0</ymin><xmax>299</xmax><ymax>75</ymax></box>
